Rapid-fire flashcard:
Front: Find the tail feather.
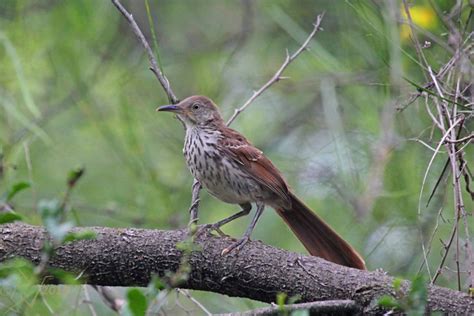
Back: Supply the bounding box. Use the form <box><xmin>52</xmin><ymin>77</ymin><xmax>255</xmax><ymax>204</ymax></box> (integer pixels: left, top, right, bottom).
<box><xmin>276</xmin><ymin>192</ymin><xmax>366</xmax><ymax>270</ymax></box>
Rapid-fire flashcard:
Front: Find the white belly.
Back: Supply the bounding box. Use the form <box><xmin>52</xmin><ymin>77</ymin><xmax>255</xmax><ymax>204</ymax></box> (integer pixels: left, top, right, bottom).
<box><xmin>183</xmin><ymin>128</ymin><xmax>262</xmax><ymax>204</ymax></box>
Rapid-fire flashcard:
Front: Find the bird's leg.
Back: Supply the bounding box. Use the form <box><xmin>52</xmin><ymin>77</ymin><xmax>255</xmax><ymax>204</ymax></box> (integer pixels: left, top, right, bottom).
<box><xmin>196</xmin><ymin>203</ymin><xmax>252</xmax><ymax>238</ymax></box>
<box><xmin>221</xmin><ymin>202</ymin><xmax>264</xmax><ymax>255</ymax></box>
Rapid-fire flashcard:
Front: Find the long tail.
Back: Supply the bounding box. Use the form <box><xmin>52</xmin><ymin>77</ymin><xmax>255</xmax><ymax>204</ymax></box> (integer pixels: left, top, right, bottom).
<box><xmin>276</xmin><ymin>192</ymin><xmax>366</xmax><ymax>270</ymax></box>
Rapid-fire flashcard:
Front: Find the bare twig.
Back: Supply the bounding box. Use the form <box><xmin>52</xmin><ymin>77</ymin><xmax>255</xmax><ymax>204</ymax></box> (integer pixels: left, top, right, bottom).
<box><xmin>82</xmin><ymin>286</ymin><xmax>98</xmax><ymax>316</ymax></box>
<box><xmin>428</xmin><ymin>64</ymin><xmax>473</xmax><ymax>288</ymax></box>
<box><xmin>187</xmin><ymin>179</ymin><xmax>201</xmax><ymax>227</ymax></box>
<box><xmin>110</xmin><ymin>0</ymin><xmax>178</xmax><ymax>104</ymax></box>
<box><xmin>445</xmin><ymin>133</ymin><xmax>473</xmax><ymax>144</ymax></box>
<box><xmin>176</xmin><ymin>289</ymin><xmax>212</xmax><ymax>316</ymax></box>
<box><xmin>432</xmin><ymin>214</ymin><xmax>460</xmax><ymax>284</ymax></box>
<box><xmin>226</xmin><ymin>12</ymin><xmax>325</xmax><ymax>126</ymax></box>
<box><xmin>417</xmin><ymin>116</ymin><xmax>463</xmax><ymax>215</ymax></box>
<box><xmin>92</xmin><ymin>285</ymin><xmax>123</xmax><ymax>313</ymax></box>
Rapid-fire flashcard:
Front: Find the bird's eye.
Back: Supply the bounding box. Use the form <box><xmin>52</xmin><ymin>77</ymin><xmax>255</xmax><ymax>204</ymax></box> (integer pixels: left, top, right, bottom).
<box><xmin>192</xmin><ymin>103</ymin><xmax>200</xmax><ymax>110</ymax></box>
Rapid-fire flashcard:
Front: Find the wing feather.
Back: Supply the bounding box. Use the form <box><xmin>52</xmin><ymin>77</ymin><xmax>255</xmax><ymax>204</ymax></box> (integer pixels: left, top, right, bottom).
<box><xmin>219</xmin><ymin>128</ymin><xmax>291</xmax><ymax>206</ymax></box>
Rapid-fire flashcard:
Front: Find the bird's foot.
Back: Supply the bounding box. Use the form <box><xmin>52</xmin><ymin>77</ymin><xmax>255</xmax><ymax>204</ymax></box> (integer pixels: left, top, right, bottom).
<box><xmin>194</xmin><ymin>223</ymin><xmax>229</xmax><ymax>238</ymax></box>
<box><xmin>221</xmin><ymin>236</ymin><xmax>250</xmax><ymax>255</ymax></box>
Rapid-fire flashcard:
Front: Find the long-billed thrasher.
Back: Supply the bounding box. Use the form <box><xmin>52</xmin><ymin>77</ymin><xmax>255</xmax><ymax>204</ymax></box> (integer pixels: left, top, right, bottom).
<box><xmin>158</xmin><ymin>95</ymin><xmax>366</xmax><ymax>270</ymax></box>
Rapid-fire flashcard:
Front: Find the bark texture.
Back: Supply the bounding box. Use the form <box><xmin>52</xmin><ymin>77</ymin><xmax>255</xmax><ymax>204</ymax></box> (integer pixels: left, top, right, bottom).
<box><xmin>0</xmin><ymin>223</ymin><xmax>471</xmax><ymax>314</ymax></box>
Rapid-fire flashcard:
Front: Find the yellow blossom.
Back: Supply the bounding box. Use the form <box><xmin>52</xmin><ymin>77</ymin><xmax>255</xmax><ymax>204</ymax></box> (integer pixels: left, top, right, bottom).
<box><xmin>400</xmin><ymin>4</ymin><xmax>438</xmax><ymax>41</ymax></box>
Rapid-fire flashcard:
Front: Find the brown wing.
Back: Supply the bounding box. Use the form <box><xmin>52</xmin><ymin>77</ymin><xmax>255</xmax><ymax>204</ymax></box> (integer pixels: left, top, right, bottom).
<box><xmin>219</xmin><ymin>127</ymin><xmax>291</xmax><ymax>206</ymax></box>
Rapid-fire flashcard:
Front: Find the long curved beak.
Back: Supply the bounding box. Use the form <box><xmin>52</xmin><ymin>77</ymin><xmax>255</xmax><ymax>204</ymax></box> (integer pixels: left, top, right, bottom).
<box><xmin>156</xmin><ymin>104</ymin><xmax>181</xmax><ymax>112</ymax></box>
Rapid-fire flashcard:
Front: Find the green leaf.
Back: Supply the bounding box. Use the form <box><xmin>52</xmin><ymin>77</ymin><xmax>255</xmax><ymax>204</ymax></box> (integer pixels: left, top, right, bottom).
<box><xmin>176</xmin><ymin>239</ymin><xmax>201</xmax><ymax>252</ymax></box>
<box><xmin>407</xmin><ymin>275</ymin><xmax>427</xmax><ymax>315</ymax></box>
<box><xmin>63</xmin><ymin>230</ymin><xmax>96</xmax><ymax>243</ymax></box>
<box><xmin>126</xmin><ymin>288</ymin><xmax>148</xmax><ymax>316</ymax></box>
<box><xmin>276</xmin><ymin>292</ymin><xmax>287</xmax><ymax>308</ymax></box>
<box><xmin>393</xmin><ymin>277</ymin><xmax>403</xmax><ymax>291</ymax></box>
<box><xmin>0</xmin><ymin>258</ymin><xmax>35</xmax><ymax>279</ymax></box>
<box><xmin>67</xmin><ymin>167</ymin><xmax>85</xmax><ymax>187</ymax></box>
<box><xmin>0</xmin><ymin>211</ymin><xmax>23</xmax><ymax>224</ymax></box>
<box><xmin>378</xmin><ymin>295</ymin><xmax>400</xmax><ymax>309</ymax></box>
<box><xmin>6</xmin><ymin>181</ymin><xmax>30</xmax><ymax>201</ymax></box>
<box><xmin>149</xmin><ymin>274</ymin><xmax>166</xmax><ymax>293</ymax></box>
<box><xmin>48</xmin><ymin>268</ymin><xmax>81</xmax><ymax>285</ymax></box>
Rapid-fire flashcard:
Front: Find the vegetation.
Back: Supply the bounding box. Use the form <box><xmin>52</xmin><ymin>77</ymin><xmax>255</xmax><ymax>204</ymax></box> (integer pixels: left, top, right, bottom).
<box><xmin>0</xmin><ymin>0</ymin><xmax>472</xmax><ymax>314</ymax></box>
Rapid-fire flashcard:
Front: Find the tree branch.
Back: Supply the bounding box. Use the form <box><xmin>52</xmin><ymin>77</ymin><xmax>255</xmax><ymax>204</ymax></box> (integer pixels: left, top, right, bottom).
<box><xmin>226</xmin><ymin>12</ymin><xmax>325</xmax><ymax>126</ymax></box>
<box><xmin>0</xmin><ymin>223</ymin><xmax>471</xmax><ymax>314</ymax></box>
<box><xmin>111</xmin><ymin>0</ymin><xmax>178</xmax><ymax>104</ymax></box>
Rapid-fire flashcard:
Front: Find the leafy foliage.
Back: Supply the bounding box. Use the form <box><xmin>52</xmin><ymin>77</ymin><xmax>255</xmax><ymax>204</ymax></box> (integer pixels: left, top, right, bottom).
<box><xmin>378</xmin><ymin>275</ymin><xmax>428</xmax><ymax>315</ymax></box>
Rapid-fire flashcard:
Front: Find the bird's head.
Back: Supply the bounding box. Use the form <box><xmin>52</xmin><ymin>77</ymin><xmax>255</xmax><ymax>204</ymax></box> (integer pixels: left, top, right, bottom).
<box><xmin>157</xmin><ymin>95</ymin><xmax>224</xmax><ymax>128</ymax></box>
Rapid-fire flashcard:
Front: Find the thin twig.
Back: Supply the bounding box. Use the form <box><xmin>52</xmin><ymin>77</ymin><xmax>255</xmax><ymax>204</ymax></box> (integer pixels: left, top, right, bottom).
<box><xmin>83</xmin><ymin>285</ymin><xmax>98</xmax><ymax>316</ymax></box>
<box><xmin>426</xmin><ymin>120</ymin><xmax>465</xmax><ymax>207</ymax></box>
<box><xmin>92</xmin><ymin>285</ymin><xmax>123</xmax><ymax>313</ymax></box>
<box><xmin>418</xmin><ymin>207</ymin><xmax>444</xmax><ymax>279</ymax></box>
<box><xmin>445</xmin><ymin>133</ymin><xmax>473</xmax><ymax>144</ymax></box>
<box><xmin>226</xmin><ymin>12</ymin><xmax>325</xmax><ymax>126</ymax></box>
<box><xmin>417</xmin><ymin>116</ymin><xmax>463</xmax><ymax>215</ymax></box>
<box><xmin>110</xmin><ymin>0</ymin><xmax>178</xmax><ymax>104</ymax></box>
<box><xmin>187</xmin><ymin>179</ymin><xmax>201</xmax><ymax>227</ymax></box>
<box><xmin>432</xmin><ymin>212</ymin><xmax>460</xmax><ymax>284</ymax></box>
<box><xmin>176</xmin><ymin>289</ymin><xmax>212</xmax><ymax>316</ymax></box>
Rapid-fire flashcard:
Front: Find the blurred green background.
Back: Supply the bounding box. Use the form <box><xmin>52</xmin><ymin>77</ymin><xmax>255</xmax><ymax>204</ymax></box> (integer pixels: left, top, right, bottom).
<box><xmin>0</xmin><ymin>0</ymin><xmax>472</xmax><ymax>314</ymax></box>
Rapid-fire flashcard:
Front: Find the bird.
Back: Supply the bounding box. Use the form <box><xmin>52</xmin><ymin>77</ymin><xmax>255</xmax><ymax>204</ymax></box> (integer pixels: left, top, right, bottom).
<box><xmin>157</xmin><ymin>95</ymin><xmax>366</xmax><ymax>270</ymax></box>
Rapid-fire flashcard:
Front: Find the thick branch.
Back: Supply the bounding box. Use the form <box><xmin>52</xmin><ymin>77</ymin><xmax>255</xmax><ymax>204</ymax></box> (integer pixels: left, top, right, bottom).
<box><xmin>0</xmin><ymin>223</ymin><xmax>471</xmax><ymax>314</ymax></box>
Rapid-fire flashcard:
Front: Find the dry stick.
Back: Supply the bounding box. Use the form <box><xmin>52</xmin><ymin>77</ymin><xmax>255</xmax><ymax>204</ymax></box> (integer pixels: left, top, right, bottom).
<box><xmin>445</xmin><ymin>133</ymin><xmax>474</xmax><ymax>143</ymax></box>
<box><xmin>110</xmin><ymin>0</ymin><xmax>178</xmax><ymax>104</ymax></box>
<box><xmin>188</xmin><ymin>179</ymin><xmax>202</xmax><ymax>225</ymax></box>
<box><xmin>428</xmin><ymin>67</ymin><xmax>474</xmax><ymax>288</ymax></box>
<box><xmin>82</xmin><ymin>286</ymin><xmax>98</xmax><ymax>316</ymax></box>
<box><xmin>399</xmin><ymin>35</ymin><xmax>472</xmax><ymax>111</ymax></box>
<box><xmin>176</xmin><ymin>289</ymin><xmax>212</xmax><ymax>316</ymax></box>
<box><xmin>426</xmin><ymin>120</ymin><xmax>465</xmax><ymax>208</ymax></box>
<box><xmin>418</xmin><ymin>113</ymin><xmax>463</xmax><ymax>282</ymax></box>
<box><xmin>417</xmin><ymin>115</ymin><xmax>462</xmax><ymax>215</ymax></box>
<box><xmin>432</xmin><ymin>215</ymin><xmax>460</xmax><ymax>284</ymax></box>
<box><xmin>92</xmin><ymin>285</ymin><xmax>123</xmax><ymax>313</ymax></box>
<box><xmin>226</xmin><ymin>13</ymin><xmax>325</xmax><ymax>126</ymax></box>
<box><xmin>418</xmin><ymin>207</ymin><xmax>444</xmax><ymax>278</ymax></box>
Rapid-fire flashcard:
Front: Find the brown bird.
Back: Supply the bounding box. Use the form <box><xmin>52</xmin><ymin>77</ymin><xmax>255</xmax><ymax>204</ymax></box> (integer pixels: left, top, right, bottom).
<box><xmin>157</xmin><ymin>95</ymin><xmax>366</xmax><ymax>270</ymax></box>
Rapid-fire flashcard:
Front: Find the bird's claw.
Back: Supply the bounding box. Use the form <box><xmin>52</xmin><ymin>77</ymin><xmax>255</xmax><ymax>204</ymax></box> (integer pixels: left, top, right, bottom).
<box><xmin>221</xmin><ymin>237</ymin><xmax>250</xmax><ymax>255</ymax></box>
